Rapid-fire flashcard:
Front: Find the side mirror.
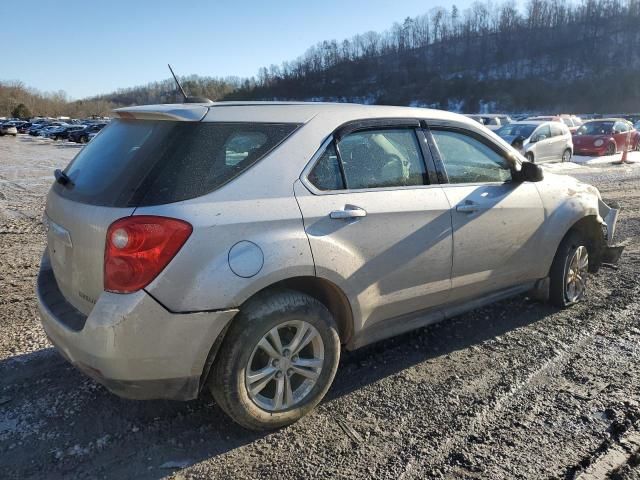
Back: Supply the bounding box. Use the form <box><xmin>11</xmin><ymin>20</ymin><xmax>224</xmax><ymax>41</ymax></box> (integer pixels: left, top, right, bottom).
<box><xmin>518</xmin><ymin>161</ymin><xmax>544</xmax><ymax>182</ymax></box>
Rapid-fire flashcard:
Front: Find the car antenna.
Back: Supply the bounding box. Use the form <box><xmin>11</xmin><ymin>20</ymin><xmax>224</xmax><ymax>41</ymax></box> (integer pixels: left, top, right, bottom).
<box><xmin>167</xmin><ymin>64</ymin><xmax>213</xmax><ymax>105</ymax></box>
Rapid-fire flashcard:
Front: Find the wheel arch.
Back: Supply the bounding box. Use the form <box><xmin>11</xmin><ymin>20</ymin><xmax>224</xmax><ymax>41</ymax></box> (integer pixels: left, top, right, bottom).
<box><xmin>562</xmin><ymin>215</ymin><xmax>605</xmax><ymax>272</ymax></box>
<box><xmin>549</xmin><ymin>215</ymin><xmax>605</xmax><ymax>276</ymax></box>
<box><xmin>253</xmin><ymin>276</ymin><xmax>355</xmax><ymax>345</ymax></box>
<box><xmin>199</xmin><ymin>276</ymin><xmax>354</xmax><ymax>393</ymax></box>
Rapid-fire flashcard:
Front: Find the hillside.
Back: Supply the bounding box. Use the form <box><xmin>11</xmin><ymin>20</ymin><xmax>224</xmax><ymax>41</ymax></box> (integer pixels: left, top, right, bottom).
<box><xmin>3</xmin><ymin>0</ymin><xmax>639</xmax><ymax>117</ymax></box>
<box><xmin>0</xmin><ymin>75</ymin><xmax>241</xmax><ymax>118</ymax></box>
<box><xmin>226</xmin><ymin>0</ymin><xmax>640</xmax><ymax>113</ymax></box>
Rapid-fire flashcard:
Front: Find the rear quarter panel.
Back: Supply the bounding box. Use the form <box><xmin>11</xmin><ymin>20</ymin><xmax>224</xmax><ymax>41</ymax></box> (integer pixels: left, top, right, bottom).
<box><xmin>140</xmin><ymin>193</ymin><xmax>314</xmax><ymax>312</ymax></box>
<box><xmin>139</xmin><ymin>121</ymin><xmax>330</xmax><ymax>312</ymax></box>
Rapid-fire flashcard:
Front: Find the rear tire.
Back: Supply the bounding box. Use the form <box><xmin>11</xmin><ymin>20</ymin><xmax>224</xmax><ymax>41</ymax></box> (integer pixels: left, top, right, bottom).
<box><xmin>209</xmin><ymin>289</ymin><xmax>340</xmax><ymax>430</ymax></box>
<box><xmin>549</xmin><ymin>231</ymin><xmax>589</xmax><ymax>307</ymax></box>
<box><xmin>526</xmin><ymin>152</ymin><xmax>534</xmax><ymax>162</ymax></box>
<box><xmin>562</xmin><ymin>148</ymin><xmax>572</xmax><ymax>163</ymax></box>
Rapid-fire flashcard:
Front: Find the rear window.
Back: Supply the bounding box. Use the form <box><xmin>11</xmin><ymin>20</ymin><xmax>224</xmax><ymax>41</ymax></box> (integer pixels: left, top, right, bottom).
<box><xmin>54</xmin><ymin>120</ymin><xmax>299</xmax><ymax>207</ymax></box>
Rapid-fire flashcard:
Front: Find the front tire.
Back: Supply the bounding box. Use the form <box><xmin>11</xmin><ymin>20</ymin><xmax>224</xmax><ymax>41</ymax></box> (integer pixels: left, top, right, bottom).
<box><xmin>549</xmin><ymin>231</ymin><xmax>589</xmax><ymax>307</ymax></box>
<box><xmin>209</xmin><ymin>289</ymin><xmax>340</xmax><ymax>430</ymax></box>
<box><xmin>606</xmin><ymin>142</ymin><xmax>616</xmax><ymax>156</ymax></box>
<box><xmin>562</xmin><ymin>148</ymin><xmax>572</xmax><ymax>163</ymax></box>
<box><xmin>526</xmin><ymin>152</ymin><xmax>534</xmax><ymax>162</ymax></box>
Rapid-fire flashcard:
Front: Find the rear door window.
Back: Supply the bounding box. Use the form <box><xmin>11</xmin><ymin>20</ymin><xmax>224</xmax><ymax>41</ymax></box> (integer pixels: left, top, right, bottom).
<box><xmin>308</xmin><ymin>143</ymin><xmax>345</xmax><ymax>191</ymax></box>
<box><xmin>337</xmin><ymin>129</ymin><xmax>428</xmax><ymax>189</ymax></box>
<box><xmin>616</xmin><ymin>121</ymin><xmax>629</xmax><ymax>133</ymax></box>
<box><xmin>54</xmin><ymin>120</ymin><xmax>299</xmax><ymax>207</ymax></box>
<box><xmin>550</xmin><ymin>123</ymin><xmax>563</xmax><ymax>137</ymax></box>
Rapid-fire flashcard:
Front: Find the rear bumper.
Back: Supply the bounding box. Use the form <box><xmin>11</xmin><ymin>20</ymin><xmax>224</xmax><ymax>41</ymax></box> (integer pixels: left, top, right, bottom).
<box><xmin>36</xmin><ymin>253</ymin><xmax>238</xmax><ymax>400</ymax></box>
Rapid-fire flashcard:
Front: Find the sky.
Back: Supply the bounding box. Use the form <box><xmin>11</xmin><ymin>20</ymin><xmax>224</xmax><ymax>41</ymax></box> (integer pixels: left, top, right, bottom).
<box><xmin>2</xmin><ymin>0</ymin><xmax>478</xmax><ymax>99</ymax></box>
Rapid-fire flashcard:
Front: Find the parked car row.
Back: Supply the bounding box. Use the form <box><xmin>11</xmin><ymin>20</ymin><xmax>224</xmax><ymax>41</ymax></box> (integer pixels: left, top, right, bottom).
<box><xmin>527</xmin><ymin>115</ymin><xmax>583</xmax><ymax>133</ymax></box>
<box><xmin>2</xmin><ymin>118</ymin><xmax>109</xmax><ymax>143</ymax></box>
<box><xmin>489</xmin><ymin>115</ymin><xmax>639</xmax><ymax>162</ymax></box>
<box><xmin>465</xmin><ymin>114</ymin><xmax>513</xmax><ymax>131</ymax></box>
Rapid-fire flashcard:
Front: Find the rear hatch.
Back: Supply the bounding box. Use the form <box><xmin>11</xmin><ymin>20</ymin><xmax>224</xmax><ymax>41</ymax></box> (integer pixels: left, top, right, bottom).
<box><xmin>45</xmin><ymin>106</ymin><xmax>299</xmax><ymax>315</ymax></box>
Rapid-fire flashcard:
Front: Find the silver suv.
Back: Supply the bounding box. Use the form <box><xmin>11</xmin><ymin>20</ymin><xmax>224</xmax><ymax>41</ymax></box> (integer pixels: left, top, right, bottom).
<box><xmin>37</xmin><ymin>102</ymin><xmax>623</xmax><ymax>430</ymax></box>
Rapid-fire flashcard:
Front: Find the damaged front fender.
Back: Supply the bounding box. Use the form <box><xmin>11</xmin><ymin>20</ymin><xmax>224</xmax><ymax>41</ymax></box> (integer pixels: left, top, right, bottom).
<box><xmin>597</xmin><ymin>198</ymin><xmax>624</xmax><ymax>264</ymax></box>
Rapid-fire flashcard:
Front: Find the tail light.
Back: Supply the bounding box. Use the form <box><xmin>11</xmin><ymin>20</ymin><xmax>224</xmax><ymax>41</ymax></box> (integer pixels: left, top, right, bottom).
<box><xmin>104</xmin><ymin>216</ymin><xmax>192</xmax><ymax>293</ymax></box>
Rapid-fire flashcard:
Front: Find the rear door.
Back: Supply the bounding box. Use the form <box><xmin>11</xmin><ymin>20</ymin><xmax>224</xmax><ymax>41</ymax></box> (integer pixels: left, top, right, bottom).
<box><xmin>426</xmin><ymin>123</ymin><xmax>546</xmax><ymax>301</ymax></box>
<box><xmin>295</xmin><ymin>124</ymin><xmax>453</xmax><ymax>331</ymax></box>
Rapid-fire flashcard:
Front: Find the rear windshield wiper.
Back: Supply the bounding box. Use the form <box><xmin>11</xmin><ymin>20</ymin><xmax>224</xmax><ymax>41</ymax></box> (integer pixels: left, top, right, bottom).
<box><xmin>54</xmin><ymin>169</ymin><xmax>73</xmax><ymax>187</ymax></box>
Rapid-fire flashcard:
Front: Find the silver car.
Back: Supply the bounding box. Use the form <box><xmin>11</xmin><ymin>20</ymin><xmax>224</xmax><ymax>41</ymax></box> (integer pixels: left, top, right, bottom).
<box><xmin>497</xmin><ymin>120</ymin><xmax>573</xmax><ymax>163</ymax></box>
<box><xmin>37</xmin><ymin>102</ymin><xmax>623</xmax><ymax>430</ymax></box>
<box><xmin>0</xmin><ymin>123</ymin><xmax>18</xmax><ymax>136</ymax></box>
<box><xmin>465</xmin><ymin>114</ymin><xmax>507</xmax><ymax>131</ymax></box>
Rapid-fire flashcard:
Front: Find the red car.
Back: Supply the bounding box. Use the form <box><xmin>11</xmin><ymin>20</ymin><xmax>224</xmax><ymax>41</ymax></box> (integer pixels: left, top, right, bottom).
<box><xmin>572</xmin><ymin>119</ymin><xmax>640</xmax><ymax>156</ymax></box>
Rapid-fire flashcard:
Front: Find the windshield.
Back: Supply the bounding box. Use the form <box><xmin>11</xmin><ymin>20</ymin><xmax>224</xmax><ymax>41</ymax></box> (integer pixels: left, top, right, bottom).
<box><xmin>575</xmin><ymin>121</ymin><xmax>614</xmax><ymax>135</ymax></box>
<box><xmin>54</xmin><ymin>119</ymin><xmax>299</xmax><ymax>207</ymax></box>
<box><xmin>496</xmin><ymin>124</ymin><xmax>537</xmax><ymax>138</ymax></box>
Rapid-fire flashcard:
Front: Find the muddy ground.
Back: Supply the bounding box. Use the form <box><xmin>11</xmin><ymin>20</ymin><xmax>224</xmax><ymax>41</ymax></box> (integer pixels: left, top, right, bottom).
<box><xmin>1</xmin><ymin>135</ymin><xmax>639</xmax><ymax>479</ymax></box>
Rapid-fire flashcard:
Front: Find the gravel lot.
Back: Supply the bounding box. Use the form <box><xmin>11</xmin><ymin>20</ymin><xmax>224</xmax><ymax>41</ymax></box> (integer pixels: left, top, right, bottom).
<box><xmin>1</xmin><ymin>135</ymin><xmax>639</xmax><ymax>479</ymax></box>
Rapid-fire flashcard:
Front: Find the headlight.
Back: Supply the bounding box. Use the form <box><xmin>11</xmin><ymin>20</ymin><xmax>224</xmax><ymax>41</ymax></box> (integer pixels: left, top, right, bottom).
<box><xmin>594</xmin><ymin>139</ymin><xmax>604</xmax><ymax>147</ymax></box>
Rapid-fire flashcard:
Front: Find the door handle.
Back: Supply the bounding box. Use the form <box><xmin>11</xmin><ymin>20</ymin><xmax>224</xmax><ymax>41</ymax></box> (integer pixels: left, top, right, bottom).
<box><xmin>456</xmin><ymin>202</ymin><xmax>482</xmax><ymax>213</ymax></box>
<box><xmin>330</xmin><ymin>206</ymin><xmax>367</xmax><ymax>219</ymax></box>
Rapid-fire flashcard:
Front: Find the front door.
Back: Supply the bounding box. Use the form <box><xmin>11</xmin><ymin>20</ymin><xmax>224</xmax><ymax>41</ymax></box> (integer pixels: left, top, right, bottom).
<box><xmin>428</xmin><ymin>126</ymin><xmax>546</xmax><ymax>301</ymax></box>
<box><xmin>532</xmin><ymin>124</ymin><xmax>553</xmax><ymax>161</ymax></box>
<box><xmin>549</xmin><ymin>122</ymin><xmax>566</xmax><ymax>160</ymax></box>
<box><xmin>294</xmin><ymin>127</ymin><xmax>453</xmax><ymax>333</ymax></box>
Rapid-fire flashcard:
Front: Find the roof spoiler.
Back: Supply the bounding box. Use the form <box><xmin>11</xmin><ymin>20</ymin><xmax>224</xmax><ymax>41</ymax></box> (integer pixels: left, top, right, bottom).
<box><xmin>113</xmin><ymin>104</ymin><xmax>209</xmax><ymax>121</ymax></box>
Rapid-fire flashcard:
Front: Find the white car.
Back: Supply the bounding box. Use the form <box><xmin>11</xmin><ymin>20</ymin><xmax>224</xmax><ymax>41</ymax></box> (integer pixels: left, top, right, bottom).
<box><xmin>496</xmin><ymin>120</ymin><xmax>573</xmax><ymax>163</ymax></box>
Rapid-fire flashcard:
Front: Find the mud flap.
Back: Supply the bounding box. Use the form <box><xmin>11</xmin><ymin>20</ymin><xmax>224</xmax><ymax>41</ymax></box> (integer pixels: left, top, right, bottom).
<box><xmin>529</xmin><ymin>277</ymin><xmax>550</xmax><ymax>303</ymax></box>
<box><xmin>602</xmin><ymin>245</ymin><xmax>624</xmax><ymax>265</ymax></box>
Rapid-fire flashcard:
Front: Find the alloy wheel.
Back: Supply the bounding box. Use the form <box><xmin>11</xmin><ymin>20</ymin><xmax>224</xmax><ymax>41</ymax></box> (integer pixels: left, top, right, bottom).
<box><xmin>245</xmin><ymin>320</ymin><xmax>324</xmax><ymax>412</ymax></box>
<box><xmin>565</xmin><ymin>245</ymin><xmax>588</xmax><ymax>303</ymax></box>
